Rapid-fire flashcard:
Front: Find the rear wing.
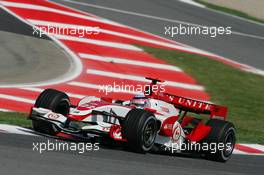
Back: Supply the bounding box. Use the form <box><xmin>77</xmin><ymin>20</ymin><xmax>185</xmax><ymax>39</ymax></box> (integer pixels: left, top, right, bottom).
<box><xmin>151</xmin><ymin>93</ymin><xmax>227</xmax><ymax>119</ymax></box>
<box><xmin>144</xmin><ymin>78</ymin><xmax>227</xmax><ymax>119</ymax></box>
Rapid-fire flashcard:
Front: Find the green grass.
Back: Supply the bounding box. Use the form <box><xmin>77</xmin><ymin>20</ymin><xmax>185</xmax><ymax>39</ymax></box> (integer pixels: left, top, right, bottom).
<box><xmin>0</xmin><ymin>112</ymin><xmax>31</xmax><ymax>127</ymax></box>
<box><xmin>194</xmin><ymin>0</ymin><xmax>264</xmax><ymax>24</ymax></box>
<box><xmin>141</xmin><ymin>46</ymin><xmax>264</xmax><ymax>143</ymax></box>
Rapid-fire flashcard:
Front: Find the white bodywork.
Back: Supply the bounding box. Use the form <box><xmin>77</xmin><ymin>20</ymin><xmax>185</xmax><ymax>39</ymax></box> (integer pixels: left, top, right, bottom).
<box><xmin>32</xmin><ymin>96</ymin><xmax>186</xmax><ymax>151</ymax></box>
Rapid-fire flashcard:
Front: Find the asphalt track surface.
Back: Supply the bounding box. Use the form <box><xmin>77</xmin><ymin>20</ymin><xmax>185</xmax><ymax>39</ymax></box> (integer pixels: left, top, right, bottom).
<box><xmin>0</xmin><ymin>133</ymin><xmax>263</xmax><ymax>175</ymax></box>
<box><xmin>54</xmin><ymin>0</ymin><xmax>264</xmax><ymax>70</ymax></box>
<box><xmin>0</xmin><ymin>8</ymin><xmax>71</xmax><ymax>85</ymax></box>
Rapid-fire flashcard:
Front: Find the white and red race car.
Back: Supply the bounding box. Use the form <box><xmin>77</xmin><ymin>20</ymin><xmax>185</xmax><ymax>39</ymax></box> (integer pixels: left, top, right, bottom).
<box><xmin>29</xmin><ymin>78</ymin><xmax>236</xmax><ymax>162</ymax></box>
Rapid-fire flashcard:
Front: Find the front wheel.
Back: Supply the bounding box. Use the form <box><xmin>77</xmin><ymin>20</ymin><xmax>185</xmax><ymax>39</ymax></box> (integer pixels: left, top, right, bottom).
<box><xmin>32</xmin><ymin>89</ymin><xmax>70</xmax><ymax>135</ymax></box>
<box><xmin>122</xmin><ymin>109</ymin><xmax>158</xmax><ymax>153</ymax></box>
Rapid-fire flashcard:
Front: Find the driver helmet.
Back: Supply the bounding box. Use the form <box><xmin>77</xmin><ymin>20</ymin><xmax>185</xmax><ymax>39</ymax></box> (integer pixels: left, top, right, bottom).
<box><xmin>130</xmin><ymin>93</ymin><xmax>150</xmax><ymax>108</ymax></box>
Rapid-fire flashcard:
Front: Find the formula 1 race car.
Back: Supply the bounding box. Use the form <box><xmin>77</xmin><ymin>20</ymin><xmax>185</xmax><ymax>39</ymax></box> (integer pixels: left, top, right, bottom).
<box><xmin>28</xmin><ymin>78</ymin><xmax>236</xmax><ymax>162</ymax></box>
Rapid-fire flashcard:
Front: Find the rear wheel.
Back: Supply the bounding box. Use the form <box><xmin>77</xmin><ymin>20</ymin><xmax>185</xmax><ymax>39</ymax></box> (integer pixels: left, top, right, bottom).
<box><xmin>203</xmin><ymin>119</ymin><xmax>236</xmax><ymax>162</ymax></box>
<box><xmin>123</xmin><ymin>109</ymin><xmax>158</xmax><ymax>153</ymax></box>
<box><xmin>32</xmin><ymin>89</ymin><xmax>70</xmax><ymax>135</ymax></box>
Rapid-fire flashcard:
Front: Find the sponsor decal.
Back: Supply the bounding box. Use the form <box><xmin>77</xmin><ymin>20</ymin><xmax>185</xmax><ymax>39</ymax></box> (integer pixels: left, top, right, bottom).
<box><xmin>172</xmin><ymin>123</ymin><xmax>182</xmax><ymax>142</ymax></box>
<box><xmin>168</xmin><ymin>96</ymin><xmax>211</xmax><ymax>110</ymax></box>
<box><xmin>160</xmin><ymin>106</ymin><xmax>170</xmax><ymax>113</ymax></box>
<box><xmin>47</xmin><ymin>113</ymin><xmax>60</xmax><ymax>120</ymax></box>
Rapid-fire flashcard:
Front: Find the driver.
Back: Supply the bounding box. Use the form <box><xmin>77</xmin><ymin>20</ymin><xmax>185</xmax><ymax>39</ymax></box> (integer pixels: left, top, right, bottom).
<box><xmin>130</xmin><ymin>93</ymin><xmax>150</xmax><ymax>109</ymax></box>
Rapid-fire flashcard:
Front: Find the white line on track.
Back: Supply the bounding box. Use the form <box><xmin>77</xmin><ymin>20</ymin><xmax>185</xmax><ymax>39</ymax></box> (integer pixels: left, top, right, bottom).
<box><xmin>0</xmin><ymin>94</ymin><xmax>34</xmax><ymax>104</ymax></box>
<box><xmin>60</xmin><ymin>0</ymin><xmax>206</xmax><ymax>26</ymax></box>
<box><xmin>0</xmin><ymin>1</ymin><xmax>122</xmax><ymax>27</ymax></box>
<box><xmin>52</xmin><ymin>34</ymin><xmax>143</xmax><ymax>51</ymax></box>
<box><xmin>22</xmin><ymin>83</ymin><xmax>136</xmax><ymax>96</ymax></box>
<box><xmin>47</xmin><ymin>0</ymin><xmax>99</xmax><ymax>18</ymax></box>
<box><xmin>20</xmin><ymin>87</ymin><xmax>85</xmax><ymax>99</ymax></box>
<box><xmin>27</xmin><ymin>19</ymin><xmax>206</xmax><ymax>54</ymax></box>
<box><xmin>0</xmin><ymin>124</ymin><xmax>37</xmax><ymax>136</ymax></box>
<box><xmin>49</xmin><ymin>0</ymin><xmax>185</xmax><ymax>47</ymax></box>
<box><xmin>0</xmin><ymin>108</ymin><xmax>12</xmax><ymax>112</ymax></box>
<box><xmin>61</xmin><ymin>0</ymin><xmax>264</xmax><ymax>40</ymax></box>
<box><xmin>232</xmin><ymin>149</ymin><xmax>248</xmax><ymax>155</ymax></box>
<box><xmin>178</xmin><ymin>0</ymin><xmax>206</xmax><ymax>8</ymax></box>
<box><xmin>239</xmin><ymin>144</ymin><xmax>264</xmax><ymax>152</ymax></box>
<box><xmin>86</xmin><ymin>69</ymin><xmax>204</xmax><ymax>90</ymax></box>
<box><xmin>197</xmin><ymin>1</ymin><xmax>264</xmax><ymax>26</ymax></box>
<box><xmin>68</xmin><ymin>81</ymin><xmax>138</xmax><ymax>94</ymax></box>
<box><xmin>78</xmin><ymin>53</ymin><xmax>182</xmax><ymax>72</ymax></box>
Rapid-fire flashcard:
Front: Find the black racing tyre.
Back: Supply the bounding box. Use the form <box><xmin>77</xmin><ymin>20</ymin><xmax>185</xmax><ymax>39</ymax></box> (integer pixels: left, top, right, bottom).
<box><xmin>32</xmin><ymin>89</ymin><xmax>70</xmax><ymax>135</ymax></box>
<box><xmin>123</xmin><ymin>109</ymin><xmax>158</xmax><ymax>153</ymax></box>
<box><xmin>34</xmin><ymin>89</ymin><xmax>70</xmax><ymax>115</ymax></box>
<box><xmin>203</xmin><ymin>119</ymin><xmax>236</xmax><ymax>162</ymax></box>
